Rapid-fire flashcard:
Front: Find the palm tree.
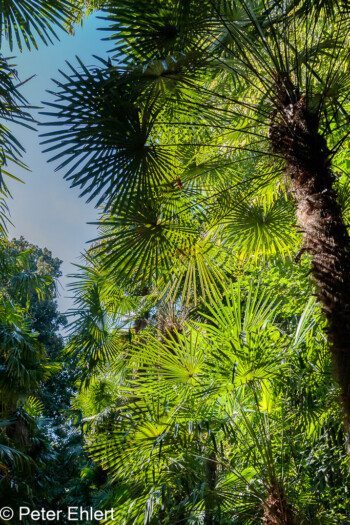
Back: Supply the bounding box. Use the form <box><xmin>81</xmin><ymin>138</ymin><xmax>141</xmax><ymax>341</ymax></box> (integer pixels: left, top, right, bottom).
<box><xmin>41</xmin><ymin>0</ymin><xmax>350</xmax><ymax>440</ymax></box>
<box><xmin>68</xmin><ymin>276</ymin><xmax>348</xmax><ymax>524</ymax></box>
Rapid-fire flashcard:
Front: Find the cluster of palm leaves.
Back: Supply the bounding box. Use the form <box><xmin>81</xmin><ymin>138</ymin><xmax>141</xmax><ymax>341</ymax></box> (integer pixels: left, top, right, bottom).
<box><xmin>1</xmin><ymin>0</ymin><xmax>350</xmax><ymax>522</ymax></box>
<box><xmin>0</xmin><ymin>0</ymin><xmax>77</xmax><ymax>513</ymax></box>
<box><xmin>49</xmin><ymin>0</ymin><xmax>350</xmax><ymax>523</ymax></box>
<box><xmin>41</xmin><ymin>0</ymin><xmax>350</xmax><ymax>327</ymax></box>
<box><xmin>66</xmin><ymin>266</ymin><xmax>348</xmax><ymax>523</ymax></box>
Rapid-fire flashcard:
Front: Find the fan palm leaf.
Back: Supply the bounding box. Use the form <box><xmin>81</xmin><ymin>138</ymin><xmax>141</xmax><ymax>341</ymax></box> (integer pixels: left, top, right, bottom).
<box><xmin>41</xmin><ymin>60</ymin><xmax>181</xmax><ymax>210</ymax></box>
<box><xmin>0</xmin><ymin>0</ymin><xmax>75</xmax><ymax>51</ymax></box>
<box><xmin>100</xmin><ymin>0</ymin><xmax>212</xmax><ymax>63</ymax></box>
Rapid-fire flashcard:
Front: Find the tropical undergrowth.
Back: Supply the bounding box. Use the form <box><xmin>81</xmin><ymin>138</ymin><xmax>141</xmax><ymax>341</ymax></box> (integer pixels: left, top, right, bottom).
<box><xmin>65</xmin><ymin>255</ymin><xmax>350</xmax><ymax>524</ymax></box>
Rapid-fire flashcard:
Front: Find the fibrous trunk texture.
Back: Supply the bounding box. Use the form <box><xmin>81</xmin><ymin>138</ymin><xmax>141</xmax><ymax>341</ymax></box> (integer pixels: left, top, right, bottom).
<box><xmin>262</xmin><ymin>484</ymin><xmax>295</xmax><ymax>525</ymax></box>
<box><xmin>270</xmin><ymin>96</ymin><xmax>350</xmax><ymax>439</ymax></box>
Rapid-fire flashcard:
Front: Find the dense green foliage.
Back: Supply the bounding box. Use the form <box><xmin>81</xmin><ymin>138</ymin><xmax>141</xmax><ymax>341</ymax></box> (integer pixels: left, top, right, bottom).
<box><xmin>0</xmin><ymin>238</ymin><xmax>104</xmax><ymax>523</ymax></box>
<box><xmin>0</xmin><ymin>239</ymin><xmax>61</xmax><ymax>510</ymax></box>
<box><xmin>1</xmin><ymin>0</ymin><xmax>350</xmax><ymax>524</ymax></box>
<box><xmin>63</xmin><ymin>257</ymin><xmax>349</xmax><ymax>524</ymax></box>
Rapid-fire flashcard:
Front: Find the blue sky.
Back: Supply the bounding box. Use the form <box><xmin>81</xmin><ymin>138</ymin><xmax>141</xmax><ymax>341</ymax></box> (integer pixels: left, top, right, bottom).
<box><xmin>3</xmin><ymin>15</ymin><xmax>111</xmax><ymax>314</ymax></box>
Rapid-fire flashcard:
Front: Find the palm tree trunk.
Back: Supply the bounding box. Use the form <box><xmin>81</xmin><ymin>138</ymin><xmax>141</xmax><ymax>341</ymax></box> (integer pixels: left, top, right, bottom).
<box><xmin>263</xmin><ymin>484</ymin><xmax>295</xmax><ymax>525</ymax></box>
<box><xmin>270</xmin><ymin>96</ymin><xmax>350</xmax><ymax>440</ymax></box>
<box><xmin>204</xmin><ymin>450</ymin><xmax>217</xmax><ymax>525</ymax></box>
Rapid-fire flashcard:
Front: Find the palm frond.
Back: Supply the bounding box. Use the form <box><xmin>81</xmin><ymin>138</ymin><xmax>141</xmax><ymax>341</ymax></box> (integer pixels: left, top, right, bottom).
<box><xmin>221</xmin><ymin>193</ymin><xmax>296</xmax><ymax>262</ymax></box>
<box><xmin>100</xmin><ymin>0</ymin><xmax>212</xmax><ymax>63</ymax></box>
<box><xmin>0</xmin><ymin>55</ymin><xmax>33</xmax><ymax>194</ymax></box>
<box><xmin>0</xmin><ymin>0</ymin><xmax>75</xmax><ymax>51</ymax></box>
